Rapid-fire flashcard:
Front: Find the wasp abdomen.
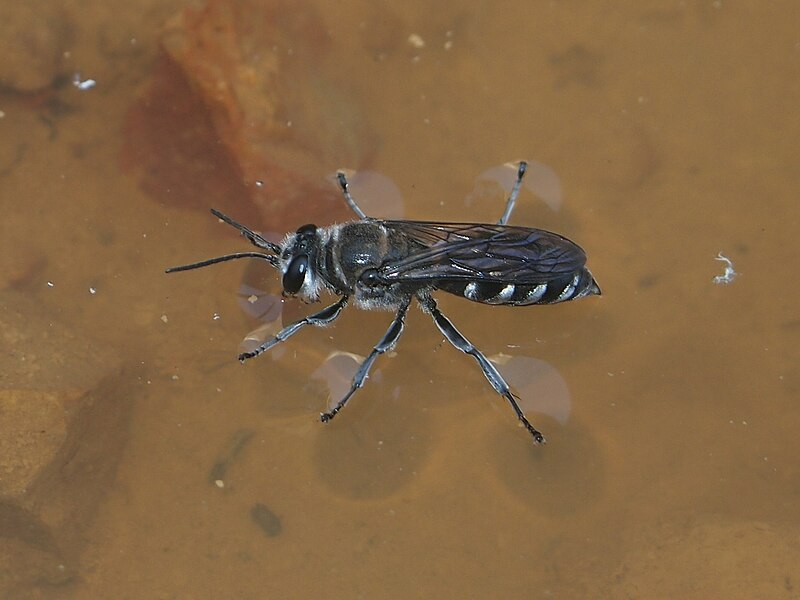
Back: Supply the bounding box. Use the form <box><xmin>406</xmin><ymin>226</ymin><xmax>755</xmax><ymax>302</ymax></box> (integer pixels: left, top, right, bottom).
<box><xmin>439</xmin><ymin>267</ymin><xmax>599</xmax><ymax>306</ymax></box>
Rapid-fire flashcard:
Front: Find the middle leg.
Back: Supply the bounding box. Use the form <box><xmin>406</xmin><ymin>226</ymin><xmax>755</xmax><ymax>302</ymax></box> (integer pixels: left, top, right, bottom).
<box><xmin>320</xmin><ymin>298</ymin><xmax>411</xmax><ymax>423</ymax></box>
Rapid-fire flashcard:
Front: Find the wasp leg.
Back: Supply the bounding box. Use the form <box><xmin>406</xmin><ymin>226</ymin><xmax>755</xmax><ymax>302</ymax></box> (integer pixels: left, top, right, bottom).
<box><xmin>497</xmin><ymin>160</ymin><xmax>528</xmax><ymax>226</ymax></box>
<box><xmin>418</xmin><ymin>294</ymin><xmax>545</xmax><ymax>444</ymax></box>
<box><xmin>335</xmin><ymin>171</ymin><xmax>369</xmax><ymax>220</ymax></box>
<box><xmin>320</xmin><ymin>299</ymin><xmax>410</xmax><ymax>423</ymax></box>
<box><xmin>238</xmin><ymin>296</ymin><xmax>348</xmax><ymax>361</ymax></box>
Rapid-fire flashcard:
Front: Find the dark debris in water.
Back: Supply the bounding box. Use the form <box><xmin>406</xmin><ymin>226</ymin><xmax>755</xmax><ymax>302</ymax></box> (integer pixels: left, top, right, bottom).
<box><xmin>250</xmin><ymin>503</ymin><xmax>282</xmax><ymax>538</ymax></box>
<box><xmin>208</xmin><ymin>428</ymin><xmax>255</xmax><ymax>485</ymax></box>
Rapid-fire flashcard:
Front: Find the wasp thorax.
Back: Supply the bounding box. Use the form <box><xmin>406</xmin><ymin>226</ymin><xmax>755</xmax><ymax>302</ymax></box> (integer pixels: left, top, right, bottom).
<box><xmin>337</xmin><ymin>223</ymin><xmax>385</xmax><ymax>269</ymax></box>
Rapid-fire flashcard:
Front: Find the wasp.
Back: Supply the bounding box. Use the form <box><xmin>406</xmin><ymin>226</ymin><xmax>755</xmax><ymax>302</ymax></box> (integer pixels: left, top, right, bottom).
<box><xmin>166</xmin><ymin>162</ymin><xmax>600</xmax><ymax>444</ymax></box>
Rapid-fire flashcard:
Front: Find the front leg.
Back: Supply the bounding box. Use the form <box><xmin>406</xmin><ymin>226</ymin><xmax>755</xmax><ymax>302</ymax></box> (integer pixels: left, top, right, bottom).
<box><xmin>417</xmin><ymin>293</ymin><xmax>545</xmax><ymax>444</ymax></box>
<box><xmin>238</xmin><ymin>296</ymin><xmax>348</xmax><ymax>361</ymax></box>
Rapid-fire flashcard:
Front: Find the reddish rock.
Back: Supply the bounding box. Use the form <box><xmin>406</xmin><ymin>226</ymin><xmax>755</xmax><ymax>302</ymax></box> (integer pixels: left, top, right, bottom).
<box><xmin>123</xmin><ymin>0</ymin><xmax>372</xmax><ymax>232</ymax></box>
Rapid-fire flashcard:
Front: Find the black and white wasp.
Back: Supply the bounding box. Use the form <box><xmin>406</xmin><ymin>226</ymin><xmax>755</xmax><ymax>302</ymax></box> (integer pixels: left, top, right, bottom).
<box><xmin>166</xmin><ymin>162</ymin><xmax>600</xmax><ymax>444</ymax></box>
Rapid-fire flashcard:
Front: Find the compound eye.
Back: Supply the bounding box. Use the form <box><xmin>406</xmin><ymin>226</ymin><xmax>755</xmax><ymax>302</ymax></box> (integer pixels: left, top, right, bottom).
<box><xmin>282</xmin><ymin>255</ymin><xmax>308</xmax><ymax>294</ymax></box>
<box><xmin>360</xmin><ymin>268</ymin><xmax>381</xmax><ymax>287</ymax></box>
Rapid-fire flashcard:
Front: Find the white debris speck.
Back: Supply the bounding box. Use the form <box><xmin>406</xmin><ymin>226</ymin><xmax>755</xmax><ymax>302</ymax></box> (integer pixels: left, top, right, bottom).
<box><xmin>161</xmin><ymin>314</ymin><xmax>169</xmax><ymax>323</ymax></box>
<box><xmin>212</xmin><ymin>313</ymin><xmax>221</xmax><ymax>321</ymax></box>
<box><xmin>713</xmin><ymin>252</ymin><xmax>737</xmax><ymax>284</ymax></box>
<box><xmin>408</xmin><ymin>33</ymin><xmax>425</xmax><ymax>49</ymax></box>
<box><xmin>214</xmin><ymin>479</ymin><xmax>225</xmax><ymax>488</ymax></box>
<box><xmin>46</xmin><ymin>281</ymin><xmax>54</xmax><ymax>288</ymax></box>
<box><xmin>171</xmin><ymin>374</ymin><xmax>179</xmax><ymax>381</ymax></box>
<box><xmin>89</xmin><ymin>287</ymin><xmax>97</xmax><ymax>295</ymax></box>
<box><xmin>0</xmin><ymin>110</ymin><xmax>5</xmax><ymax>118</ymax></box>
<box><xmin>247</xmin><ymin>294</ymin><xmax>258</xmax><ymax>304</ymax></box>
<box><xmin>72</xmin><ymin>73</ymin><xmax>97</xmax><ymax>90</ymax></box>
<box><xmin>255</xmin><ymin>180</ymin><xmax>264</xmax><ymax>188</ymax></box>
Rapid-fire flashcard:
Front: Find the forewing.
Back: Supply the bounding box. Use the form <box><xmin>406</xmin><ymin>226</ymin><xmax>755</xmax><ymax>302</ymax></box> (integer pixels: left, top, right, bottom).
<box><xmin>379</xmin><ymin>221</ymin><xmax>586</xmax><ymax>284</ymax></box>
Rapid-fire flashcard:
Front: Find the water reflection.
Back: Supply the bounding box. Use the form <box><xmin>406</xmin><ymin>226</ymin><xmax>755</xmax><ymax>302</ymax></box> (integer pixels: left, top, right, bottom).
<box><xmin>325</xmin><ymin>169</ymin><xmax>405</xmax><ymax>219</ymax></box>
<box><xmin>489</xmin><ymin>354</ymin><xmax>572</xmax><ymax>424</ymax></box>
<box><xmin>466</xmin><ymin>159</ymin><xmax>563</xmax><ymax>213</ymax></box>
<box><xmin>487</xmin><ymin>415</ymin><xmax>607</xmax><ymax>516</ymax></box>
<box><xmin>236</xmin><ymin>282</ymin><xmax>285</xmax><ymax>358</ymax></box>
<box><xmin>310</xmin><ymin>366</ymin><xmax>433</xmax><ymax>500</ymax></box>
<box><xmin>303</xmin><ymin>350</ymin><xmax>383</xmax><ymax>411</ymax></box>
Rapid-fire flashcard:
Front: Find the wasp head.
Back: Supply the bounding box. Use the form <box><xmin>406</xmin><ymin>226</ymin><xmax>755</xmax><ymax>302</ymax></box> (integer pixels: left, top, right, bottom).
<box><xmin>278</xmin><ymin>223</ymin><xmax>323</xmax><ymax>302</ymax></box>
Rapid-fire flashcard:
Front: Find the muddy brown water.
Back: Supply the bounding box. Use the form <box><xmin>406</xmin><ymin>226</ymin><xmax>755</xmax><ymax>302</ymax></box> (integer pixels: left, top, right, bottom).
<box><xmin>1</xmin><ymin>1</ymin><xmax>798</xmax><ymax>598</ymax></box>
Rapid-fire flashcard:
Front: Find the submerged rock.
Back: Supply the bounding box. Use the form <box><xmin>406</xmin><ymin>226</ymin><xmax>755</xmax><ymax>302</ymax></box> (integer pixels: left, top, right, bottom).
<box><xmin>0</xmin><ymin>291</ymin><xmax>131</xmax><ymax>596</ymax></box>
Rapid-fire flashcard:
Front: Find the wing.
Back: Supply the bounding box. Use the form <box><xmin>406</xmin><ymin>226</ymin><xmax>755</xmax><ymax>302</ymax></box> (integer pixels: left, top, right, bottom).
<box><xmin>378</xmin><ymin>221</ymin><xmax>587</xmax><ymax>284</ymax></box>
